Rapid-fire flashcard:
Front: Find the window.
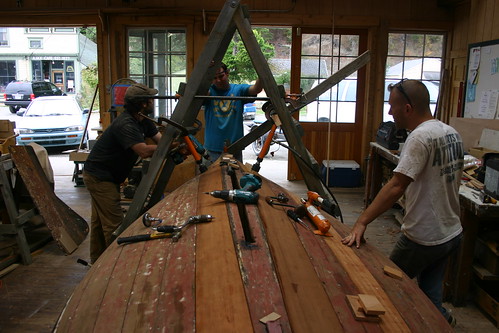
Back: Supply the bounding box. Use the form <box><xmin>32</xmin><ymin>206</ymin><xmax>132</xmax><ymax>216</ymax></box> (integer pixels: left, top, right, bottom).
<box><xmin>27</xmin><ymin>28</ymin><xmax>50</xmax><ymax>33</ymax></box>
<box><xmin>383</xmin><ymin>33</ymin><xmax>445</xmax><ymax>121</ymax></box>
<box><xmin>300</xmin><ymin>33</ymin><xmax>360</xmax><ymax>123</ymax></box>
<box><xmin>53</xmin><ymin>28</ymin><xmax>76</xmax><ymax>33</ymax></box>
<box><xmin>128</xmin><ymin>28</ymin><xmax>187</xmax><ymax>118</ymax></box>
<box><xmin>0</xmin><ymin>28</ymin><xmax>8</xmax><ymax>46</ymax></box>
<box><xmin>29</xmin><ymin>38</ymin><xmax>43</xmax><ymax>49</ymax></box>
<box><xmin>0</xmin><ymin>60</ymin><xmax>16</xmax><ymax>92</ymax></box>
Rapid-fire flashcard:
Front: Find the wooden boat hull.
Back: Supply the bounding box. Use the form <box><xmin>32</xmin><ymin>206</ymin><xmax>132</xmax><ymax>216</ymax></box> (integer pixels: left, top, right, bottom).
<box><xmin>55</xmin><ymin>161</ymin><xmax>452</xmax><ymax>332</ymax></box>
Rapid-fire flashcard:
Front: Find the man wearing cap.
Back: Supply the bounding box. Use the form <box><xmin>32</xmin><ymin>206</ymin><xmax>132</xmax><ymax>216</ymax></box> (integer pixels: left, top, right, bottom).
<box><xmin>83</xmin><ymin>83</ymin><xmax>161</xmax><ymax>263</ymax></box>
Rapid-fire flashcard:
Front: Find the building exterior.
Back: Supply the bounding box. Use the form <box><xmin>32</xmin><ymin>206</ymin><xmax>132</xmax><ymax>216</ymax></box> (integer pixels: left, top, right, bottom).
<box><xmin>0</xmin><ymin>27</ymin><xmax>97</xmax><ymax>94</ymax></box>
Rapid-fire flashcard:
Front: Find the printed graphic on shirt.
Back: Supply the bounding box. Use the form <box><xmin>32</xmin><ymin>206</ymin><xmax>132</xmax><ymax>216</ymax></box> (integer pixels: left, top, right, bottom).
<box><xmin>430</xmin><ymin>133</ymin><xmax>464</xmax><ymax>182</ymax></box>
<box><xmin>213</xmin><ymin>97</ymin><xmax>234</xmax><ymax>117</ymax></box>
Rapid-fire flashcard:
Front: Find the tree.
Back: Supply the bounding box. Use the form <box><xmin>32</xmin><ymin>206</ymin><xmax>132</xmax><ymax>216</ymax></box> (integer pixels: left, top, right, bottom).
<box><xmin>223</xmin><ymin>28</ymin><xmax>275</xmax><ymax>84</ymax></box>
<box><xmin>80</xmin><ymin>63</ymin><xmax>99</xmax><ymax>110</ymax></box>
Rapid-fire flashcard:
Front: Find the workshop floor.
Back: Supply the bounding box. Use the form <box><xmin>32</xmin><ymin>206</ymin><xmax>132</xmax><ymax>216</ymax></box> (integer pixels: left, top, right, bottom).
<box><xmin>0</xmin><ymin>146</ymin><xmax>497</xmax><ymax>332</ymax></box>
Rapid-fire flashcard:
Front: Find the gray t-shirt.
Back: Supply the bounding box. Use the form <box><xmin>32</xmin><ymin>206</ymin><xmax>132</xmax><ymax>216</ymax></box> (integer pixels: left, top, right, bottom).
<box><xmin>394</xmin><ymin>119</ymin><xmax>464</xmax><ymax>245</ymax></box>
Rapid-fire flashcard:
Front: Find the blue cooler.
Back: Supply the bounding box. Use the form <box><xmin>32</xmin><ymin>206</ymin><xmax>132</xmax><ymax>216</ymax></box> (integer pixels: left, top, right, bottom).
<box><xmin>321</xmin><ymin>160</ymin><xmax>361</xmax><ymax>187</ymax></box>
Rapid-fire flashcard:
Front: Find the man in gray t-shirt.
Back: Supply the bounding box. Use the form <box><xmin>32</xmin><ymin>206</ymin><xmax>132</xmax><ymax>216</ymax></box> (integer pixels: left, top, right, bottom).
<box><xmin>341</xmin><ymin>79</ymin><xmax>463</xmax><ymax>327</ymax></box>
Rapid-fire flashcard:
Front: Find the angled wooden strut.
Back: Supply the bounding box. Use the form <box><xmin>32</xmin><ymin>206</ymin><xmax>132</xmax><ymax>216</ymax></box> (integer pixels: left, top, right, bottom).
<box><xmin>115</xmin><ymin>0</ymin><xmax>370</xmax><ymax>235</ymax></box>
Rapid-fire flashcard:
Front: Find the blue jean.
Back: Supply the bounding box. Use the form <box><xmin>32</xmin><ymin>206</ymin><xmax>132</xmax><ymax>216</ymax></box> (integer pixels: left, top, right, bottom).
<box><xmin>390</xmin><ymin>232</ymin><xmax>462</xmax><ymax>319</ymax></box>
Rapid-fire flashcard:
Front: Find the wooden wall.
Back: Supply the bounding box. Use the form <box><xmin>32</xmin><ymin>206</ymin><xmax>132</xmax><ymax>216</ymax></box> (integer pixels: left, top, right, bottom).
<box><xmin>0</xmin><ymin>0</ymin><xmax>459</xmax><ymax>180</ymax></box>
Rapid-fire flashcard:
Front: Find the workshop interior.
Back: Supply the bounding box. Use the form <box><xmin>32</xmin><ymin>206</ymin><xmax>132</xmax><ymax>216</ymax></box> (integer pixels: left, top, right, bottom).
<box><xmin>1</xmin><ymin>0</ymin><xmax>499</xmax><ymax>332</ymax></box>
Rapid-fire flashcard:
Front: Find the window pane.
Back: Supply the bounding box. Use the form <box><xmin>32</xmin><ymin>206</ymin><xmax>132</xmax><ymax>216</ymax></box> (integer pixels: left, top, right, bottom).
<box><xmin>425</xmin><ymin>35</ymin><xmax>444</xmax><ymax>57</ymax></box>
<box><xmin>405</xmin><ymin>34</ymin><xmax>424</xmax><ymax>57</ymax></box>
<box><xmin>340</xmin><ymin>35</ymin><xmax>359</xmax><ymax>56</ymax></box>
<box><xmin>302</xmin><ymin>34</ymin><xmax>320</xmax><ymax>55</ymax></box>
<box><xmin>170</xmin><ymin>32</ymin><xmax>186</xmax><ymax>52</ymax></box>
<box><xmin>320</xmin><ymin>35</ymin><xmax>333</xmax><ymax>56</ymax></box>
<box><xmin>388</xmin><ymin>33</ymin><xmax>405</xmax><ymax>56</ymax></box>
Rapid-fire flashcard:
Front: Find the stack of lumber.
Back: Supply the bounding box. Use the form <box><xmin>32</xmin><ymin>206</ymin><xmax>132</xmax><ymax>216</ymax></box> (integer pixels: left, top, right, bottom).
<box><xmin>55</xmin><ymin>161</ymin><xmax>452</xmax><ymax>332</ymax></box>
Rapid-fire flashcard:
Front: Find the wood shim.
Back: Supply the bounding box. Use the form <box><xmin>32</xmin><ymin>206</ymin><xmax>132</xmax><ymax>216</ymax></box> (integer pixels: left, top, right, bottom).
<box><xmin>358</xmin><ymin>294</ymin><xmax>386</xmax><ymax>316</ymax></box>
<box><xmin>383</xmin><ymin>265</ymin><xmax>404</xmax><ymax>280</ymax></box>
<box><xmin>346</xmin><ymin>295</ymin><xmax>381</xmax><ymax>323</ymax></box>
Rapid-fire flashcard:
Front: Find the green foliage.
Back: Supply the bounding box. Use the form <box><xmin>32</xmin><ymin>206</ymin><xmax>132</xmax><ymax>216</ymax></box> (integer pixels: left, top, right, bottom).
<box><xmin>79</xmin><ymin>63</ymin><xmax>99</xmax><ymax>110</ymax></box>
<box><xmin>223</xmin><ymin>28</ymin><xmax>274</xmax><ymax>84</ymax></box>
<box><xmin>79</xmin><ymin>27</ymin><xmax>97</xmax><ymax>43</ymax></box>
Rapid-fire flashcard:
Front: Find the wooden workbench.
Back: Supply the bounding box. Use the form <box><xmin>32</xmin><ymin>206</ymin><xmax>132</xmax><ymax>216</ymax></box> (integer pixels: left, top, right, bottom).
<box><xmin>365</xmin><ymin>142</ymin><xmax>499</xmax><ymax>306</ymax></box>
<box><xmin>55</xmin><ymin>160</ymin><xmax>452</xmax><ymax>332</ymax></box>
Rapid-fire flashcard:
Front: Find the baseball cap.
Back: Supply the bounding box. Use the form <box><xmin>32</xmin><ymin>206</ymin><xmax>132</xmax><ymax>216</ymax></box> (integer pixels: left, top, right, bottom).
<box><xmin>124</xmin><ymin>83</ymin><xmax>158</xmax><ymax>100</ymax></box>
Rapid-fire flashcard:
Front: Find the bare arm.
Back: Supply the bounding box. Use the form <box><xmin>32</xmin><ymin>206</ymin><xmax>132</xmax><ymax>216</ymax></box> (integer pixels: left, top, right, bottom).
<box><xmin>248</xmin><ymin>78</ymin><xmax>263</xmax><ymax>96</ymax></box>
<box><xmin>341</xmin><ymin>172</ymin><xmax>412</xmax><ymax>248</ymax></box>
<box><xmin>151</xmin><ymin>132</ymin><xmax>161</xmax><ymax>144</ymax></box>
<box><xmin>131</xmin><ymin>142</ymin><xmax>157</xmax><ymax>159</ymax></box>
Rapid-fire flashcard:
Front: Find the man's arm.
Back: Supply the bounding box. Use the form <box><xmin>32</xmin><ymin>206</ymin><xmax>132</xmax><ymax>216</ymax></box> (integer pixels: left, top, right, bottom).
<box><xmin>131</xmin><ymin>142</ymin><xmax>157</xmax><ymax>159</ymax></box>
<box><xmin>151</xmin><ymin>132</ymin><xmax>161</xmax><ymax>144</ymax></box>
<box><xmin>248</xmin><ymin>78</ymin><xmax>263</xmax><ymax>96</ymax></box>
<box><xmin>341</xmin><ymin>172</ymin><xmax>412</xmax><ymax>248</ymax></box>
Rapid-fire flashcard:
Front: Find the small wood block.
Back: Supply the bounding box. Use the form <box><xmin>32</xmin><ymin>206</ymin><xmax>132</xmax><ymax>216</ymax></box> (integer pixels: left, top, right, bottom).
<box><xmin>357</xmin><ymin>294</ymin><xmax>386</xmax><ymax>316</ymax></box>
<box><xmin>346</xmin><ymin>295</ymin><xmax>381</xmax><ymax>323</ymax></box>
<box><xmin>259</xmin><ymin>312</ymin><xmax>281</xmax><ymax>324</ymax></box>
<box><xmin>383</xmin><ymin>265</ymin><xmax>403</xmax><ymax>280</ymax></box>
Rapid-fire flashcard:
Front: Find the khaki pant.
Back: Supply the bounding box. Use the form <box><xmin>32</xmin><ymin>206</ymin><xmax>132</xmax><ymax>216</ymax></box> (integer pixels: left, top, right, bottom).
<box><xmin>83</xmin><ymin>171</ymin><xmax>123</xmax><ymax>263</ymax></box>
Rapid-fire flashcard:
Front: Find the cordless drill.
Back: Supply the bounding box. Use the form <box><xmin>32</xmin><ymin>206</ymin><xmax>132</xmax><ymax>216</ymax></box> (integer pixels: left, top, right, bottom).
<box><xmin>205</xmin><ymin>174</ymin><xmax>262</xmax><ymax>204</ymax></box>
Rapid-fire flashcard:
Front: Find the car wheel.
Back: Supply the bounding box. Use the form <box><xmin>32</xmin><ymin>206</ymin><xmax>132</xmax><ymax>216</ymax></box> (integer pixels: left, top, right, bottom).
<box><xmin>9</xmin><ymin>106</ymin><xmax>17</xmax><ymax>114</ymax></box>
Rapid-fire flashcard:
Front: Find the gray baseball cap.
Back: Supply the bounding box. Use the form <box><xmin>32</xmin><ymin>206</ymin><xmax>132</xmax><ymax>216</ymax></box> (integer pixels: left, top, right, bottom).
<box><xmin>124</xmin><ymin>83</ymin><xmax>158</xmax><ymax>100</ymax></box>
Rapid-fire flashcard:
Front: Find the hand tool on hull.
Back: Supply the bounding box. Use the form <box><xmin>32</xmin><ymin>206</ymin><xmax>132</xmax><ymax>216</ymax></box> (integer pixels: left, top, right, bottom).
<box><xmin>264</xmin><ymin>194</ymin><xmax>311</xmax><ymax>231</ymax></box>
<box><xmin>117</xmin><ymin>231</ymin><xmax>174</xmax><ymax>245</ymax></box>
<box><xmin>142</xmin><ymin>212</ymin><xmax>162</xmax><ymax>227</ymax></box>
<box><xmin>205</xmin><ymin>174</ymin><xmax>262</xmax><ymax>204</ymax></box>
<box><xmin>117</xmin><ymin>214</ymin><xmax>214</xmax><ymax>244</ymax></box>
<box><xmin>306</xmin><ymin>191</ymin><xmax>340</xmax><ymax>217</ymax></box>
<box><xmin>152</xmin><ymin>214</ymin><xmax>214</xmax><ymax>242</ymax></box>
<box><xmin>138</xmin><ymin>112</ymin><xmax>210</xmax><ymax>172</ymax></box>
<box><xmin>300</xmin><ymin>197</ymin><xmax>331</xmax><ymax>235</ymax></box>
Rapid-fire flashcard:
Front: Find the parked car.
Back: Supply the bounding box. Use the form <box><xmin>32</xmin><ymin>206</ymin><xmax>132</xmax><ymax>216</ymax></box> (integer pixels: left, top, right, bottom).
<box><xmin>243</xmin><ymin>102</ymin><xmax>257</xmax><ymax>120</ymax></box>
<box><xmin>304</xmin><ymin>79</ymin><xmax>357</xmax><ymax>123</ymax></box>
<box><xmin>4</xmin><ymin>80</ymin><xmax>65</xmax><ymax>114</ymax></box>
<box><xmin>15</xmin><ymin>96</ymin><xmax>89</xmax><ymax>148</ymax></box>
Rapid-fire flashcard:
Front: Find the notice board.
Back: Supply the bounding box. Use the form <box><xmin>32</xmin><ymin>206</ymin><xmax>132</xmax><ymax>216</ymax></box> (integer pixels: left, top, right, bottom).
<box><xmin>464</xmin><ymin>39</ymin><xmax>499</xmax><ymax>119</ymax></box>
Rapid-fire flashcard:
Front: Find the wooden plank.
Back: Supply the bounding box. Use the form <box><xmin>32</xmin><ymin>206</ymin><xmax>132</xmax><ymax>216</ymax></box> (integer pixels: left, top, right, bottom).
<box><xmin>195</xmin><ymin>165</ymin><xmax>253</xmax><ymax>332</ymax></box>
<box><xmin>264</xmin><ymin>179</ymin><xmax>377</xmax><ymax>332</ymax></box>
<box><xmin>9</xmin><ymin>145</ymin><xmax>88</xmax><ymax>254</ymax></box>
<box><xmin>226</xmin><ymin>168</ymin><xmax>291</xmax><ymax>332</ymax></box>
<box><xmin>329</xmin><ymin>219</ymin><xmax>453</xmax><ymax>332</ymax></box>
<box><xmin>322</xmin><ymin>228</ymin><xmax>410</xmax><ymax>332</ymax></box>
<box><xmin>257</xmin><ymin>176</ymin><xmax>342</xmax><ymax>332</ymax></box>
<box><xmin>124</xmin><ymin>177</ymin><xmax>200</xmax><ymax>332</ymax></box>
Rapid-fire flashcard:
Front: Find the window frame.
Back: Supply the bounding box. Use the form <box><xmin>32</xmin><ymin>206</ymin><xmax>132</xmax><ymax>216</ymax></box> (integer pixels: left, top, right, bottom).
<box><xmin>127</xmin><ymin>27</ymin><xmax>187</xmax><ymax>118</ymax></box>
<box><xmin>383</xmin><ymin>31</ymin><xmax>446</xmax><ymax>121</ymax></box>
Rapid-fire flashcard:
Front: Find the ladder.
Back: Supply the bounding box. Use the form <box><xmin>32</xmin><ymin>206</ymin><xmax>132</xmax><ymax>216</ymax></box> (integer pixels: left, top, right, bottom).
<box><xmin>114</xmin><ymin>0</ymin><xmax>370</xmax><ymax>235</ymax></box>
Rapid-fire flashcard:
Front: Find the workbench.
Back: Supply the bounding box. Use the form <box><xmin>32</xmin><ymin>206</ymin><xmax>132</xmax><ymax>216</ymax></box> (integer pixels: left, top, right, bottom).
<box><xmin>364</xmin><ymin>142</ymin><xmax>499</xmax><ymax>306</ymax></box>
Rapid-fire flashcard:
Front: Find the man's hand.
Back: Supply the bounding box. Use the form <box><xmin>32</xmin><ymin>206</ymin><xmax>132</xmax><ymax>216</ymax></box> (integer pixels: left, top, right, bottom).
<box><xmin>341</xmin><ymin>222</ymin><xmax>367</xmax><ymax>248</ymax></box>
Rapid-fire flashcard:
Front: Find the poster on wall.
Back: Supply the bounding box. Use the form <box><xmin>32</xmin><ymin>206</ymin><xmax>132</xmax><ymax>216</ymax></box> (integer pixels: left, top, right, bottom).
<box><xmin>464</xmin><ymin>40</ymin><xmax>499</xmax><ymax>119</ymax></box>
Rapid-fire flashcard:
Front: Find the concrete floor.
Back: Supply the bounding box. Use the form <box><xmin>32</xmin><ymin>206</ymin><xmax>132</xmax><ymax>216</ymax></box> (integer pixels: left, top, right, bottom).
<box><xmin>0</xmin><ymin>141</ymin><xmax>497</xmax><ymax>332</ymax></box>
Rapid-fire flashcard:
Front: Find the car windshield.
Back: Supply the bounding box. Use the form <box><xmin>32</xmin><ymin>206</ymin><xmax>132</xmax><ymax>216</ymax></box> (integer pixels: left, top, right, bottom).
<box><xmin>25</xmin><ymin>99</ymin><xmax>80</xmax><ymax>117</ymax></box>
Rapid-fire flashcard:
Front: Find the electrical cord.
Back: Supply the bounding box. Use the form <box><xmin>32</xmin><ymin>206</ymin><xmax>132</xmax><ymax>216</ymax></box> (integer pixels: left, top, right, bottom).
<box><xmin>268</xmin><ymin>140</ymin><xmax>344</xmax><ymax>223</ymax></box>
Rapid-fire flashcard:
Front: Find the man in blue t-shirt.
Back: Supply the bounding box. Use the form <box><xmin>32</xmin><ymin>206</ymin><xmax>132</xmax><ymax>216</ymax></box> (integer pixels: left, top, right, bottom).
<box><xmin>203</xmin><ymin>63</ymin><xmax>262</xmax><ymax>163</ymax></box>
<box><xmin>83</xmin><ymin>83</ymin><xmax>161</xmax><ymax>263</ymax></box>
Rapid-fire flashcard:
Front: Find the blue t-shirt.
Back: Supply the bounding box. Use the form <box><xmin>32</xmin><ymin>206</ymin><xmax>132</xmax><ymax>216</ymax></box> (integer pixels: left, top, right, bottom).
<box><xmin>204</xmin><ymin>83</ymin><xmax>252</xmax><ymax>152</ymax></box>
